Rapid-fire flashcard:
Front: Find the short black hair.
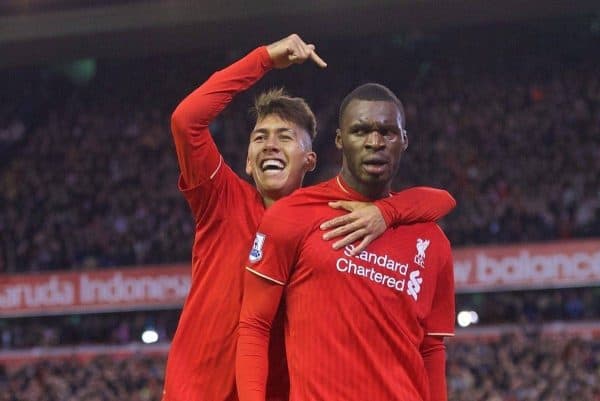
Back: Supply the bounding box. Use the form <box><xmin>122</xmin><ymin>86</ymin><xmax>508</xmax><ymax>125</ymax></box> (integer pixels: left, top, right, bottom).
<box><xmin>251</xmin><ymin>88</ymin><xmax>317</xmax><ymax>140</ymax></box>
<box><xmin>338</xmin><ymin>83</ymin><xmax>405</xmax><ymax>127</ymax></box>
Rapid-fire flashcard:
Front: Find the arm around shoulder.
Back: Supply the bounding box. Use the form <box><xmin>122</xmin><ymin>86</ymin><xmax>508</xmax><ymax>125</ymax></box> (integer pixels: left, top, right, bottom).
<box><xmin>374</xmin><ymin>187</ymin><xmax>456</xmax><ymax>227</ymax></box>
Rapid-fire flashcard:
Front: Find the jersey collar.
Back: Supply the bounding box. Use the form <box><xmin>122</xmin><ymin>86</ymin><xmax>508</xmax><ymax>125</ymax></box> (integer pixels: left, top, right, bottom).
<box><xmin>334</xmin><ymin>175</ymin><xmax>392</xmax><ymax>201</ymax></box>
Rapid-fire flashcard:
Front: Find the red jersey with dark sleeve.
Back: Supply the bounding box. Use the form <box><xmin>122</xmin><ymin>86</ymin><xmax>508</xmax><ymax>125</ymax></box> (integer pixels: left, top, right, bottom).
<box><xmin>163</xmin><ymin>47</ymin><xmax>289</xmax><ymax>401</ymax></box>
<box><xmin>246</xmin><ymin>177</ymin><xmax>455</xmax><ymax>401</ymax></box>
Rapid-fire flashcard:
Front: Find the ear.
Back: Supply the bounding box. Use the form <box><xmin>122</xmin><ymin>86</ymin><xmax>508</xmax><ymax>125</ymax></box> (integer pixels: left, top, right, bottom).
<box><xmin>305</xmin><ymin>151</ymin><xmax>317</xmax><ymax>172</ymax></box>
<box><xmin>245</xmin><ymin>154</ymin><xmax>253</xmax><ymax>176</ymax></box>
<box><xmin>335</xmin><ymin>128</ymin><xmax>343</xmax><ymax>150</ymax></box>
<box><xmin>401</xmin><ymin>129</ymin><xmax>408</xmax><ymax>151</ymax></box>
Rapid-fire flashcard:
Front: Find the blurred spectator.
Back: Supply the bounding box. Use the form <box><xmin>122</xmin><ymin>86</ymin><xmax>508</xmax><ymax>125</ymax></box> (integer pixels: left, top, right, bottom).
<box><xmin>447</xmin><ymin>333</ymin><xmax>600</xmax><ymax>401</ymax></box>
<box><xmin>0</xmin><ymin>23</ymin><xmax>599</xmax><ymax>274</ymax></box>
<box><xmin>0</xmin><ymin>311</ymin><xmax>179</xmax><ymax>350</ymax></box>
<box><xmin>457</xmin><ymin>287</ymin><xmax>600</xmax><ymax>325</ymax></box>
<box><xmin>0</xmin><ymin>334</ymin><xmax>597</xmax><ymax>401</ymax></box>
<box><xmin>0</xmin><ymin>355</ymin><xmax>165</xmax><ymax>401</ymax></box>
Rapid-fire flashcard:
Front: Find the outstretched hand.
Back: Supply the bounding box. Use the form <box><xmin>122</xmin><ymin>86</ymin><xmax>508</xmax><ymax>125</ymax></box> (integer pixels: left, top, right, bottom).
<box><xmin>320</xmin><ymin>201</ymin><xmax>386</xmax><ymax>255</ymax></box>
<box><xmin>266</xmin><ymin>33</ymin><xmax>327</xmax><ymax>69</ymax></box>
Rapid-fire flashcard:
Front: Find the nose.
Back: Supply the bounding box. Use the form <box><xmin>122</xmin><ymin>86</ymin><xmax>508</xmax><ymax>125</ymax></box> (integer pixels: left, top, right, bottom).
<box><xmin>364</xmin><ymin>130</ymin><xmax>386</xmax><ymax>150</ymax></box>
<box><xmin>263</xmin><ymin>135</ymin><xmax>281</xmax><ymax>151</ymax></box>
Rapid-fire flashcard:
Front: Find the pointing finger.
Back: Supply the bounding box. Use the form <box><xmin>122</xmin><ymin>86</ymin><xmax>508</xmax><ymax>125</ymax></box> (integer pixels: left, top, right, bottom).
<box><xmin>309</xmin><ymin>48</ymin><xmax>327</xmax><ymax>68</ymax></box>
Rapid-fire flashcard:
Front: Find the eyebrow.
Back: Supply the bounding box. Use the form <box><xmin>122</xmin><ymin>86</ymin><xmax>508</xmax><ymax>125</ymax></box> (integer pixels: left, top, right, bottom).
<box><xmin>348</xmin><ymin>121</ymin><xmax>401</xmax><ymax>131</ymax></box>
<box><xmin>251</xmin><ymin>127</ymin><xmax>297</xmax><ymax>135</ymax></box>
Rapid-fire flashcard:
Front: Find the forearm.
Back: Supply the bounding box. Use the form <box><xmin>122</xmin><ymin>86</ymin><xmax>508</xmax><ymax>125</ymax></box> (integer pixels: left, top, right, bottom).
<box><xmin>237</xmin><ymin>271</ymin><xmax>284</xmax><ymax>401</ymax></box>
<box><xmin>171</xmin><ymin>46</ymin><xmax>273</xmax><ymax>186</ymax></box>
<box><xmin>172</xmin><ymin>46</ymin><xmax>273</xmax><ymax>129</ymax></box>
<box><xmin>420</xmin><ymin>335</ymin><xmax>448</xmax><ymax>401</ymax></box>
<box><xmin>237</xmin><ymin>322</ymin><xmax>271</xmax><ymax>401</ymax></box>
<box><xmin>375</xmin><ymin>187</ymin><xmax>456</xmax><ymax>226</ymax></box>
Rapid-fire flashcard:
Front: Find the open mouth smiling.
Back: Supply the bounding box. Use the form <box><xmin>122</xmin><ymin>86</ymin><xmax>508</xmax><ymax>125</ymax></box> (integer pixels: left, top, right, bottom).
<box><xmin>260</xmin><ymin>158</ymin><xmax>286</xmax><ymax>173</ymax></box>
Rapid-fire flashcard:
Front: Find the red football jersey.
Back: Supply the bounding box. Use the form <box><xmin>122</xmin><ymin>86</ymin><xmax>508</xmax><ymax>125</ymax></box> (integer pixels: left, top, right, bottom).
<box><xmin>246</xmin><ymin>176</ymin><xmax>455</xmax><ymax>401</ymax></box>
<box><xmin>164</xmin><ymin>44</ymin><xmax>455</xmax><ymax>401</ymax></box>
<box><xmin>163</xmin><ymin>47</ymin><xmax>290</xmax><ymax>401</ymax></box>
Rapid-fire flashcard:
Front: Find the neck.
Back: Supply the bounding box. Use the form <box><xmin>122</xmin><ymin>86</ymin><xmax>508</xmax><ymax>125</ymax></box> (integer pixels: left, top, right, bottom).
<box><xmin>260</xmin><ymin>188</ymin><xmax>283</xmax><ymax>209</ymax></box>
<box><xmin>262</xmin><ymin>196</ymin><xmax>276</xmax><ymax>208</ymax></box>
<box><xmin>338</xmin><ymin>170</ymin><xmax>390</xmax><ymax>200</ymax></box>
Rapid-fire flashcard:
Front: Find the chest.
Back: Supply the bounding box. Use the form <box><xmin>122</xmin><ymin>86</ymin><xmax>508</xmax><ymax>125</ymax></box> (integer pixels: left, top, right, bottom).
<box><xmin>294</xmin><ymin>225</ymin><xmax>442</xmax><ymax>316</ymax></box>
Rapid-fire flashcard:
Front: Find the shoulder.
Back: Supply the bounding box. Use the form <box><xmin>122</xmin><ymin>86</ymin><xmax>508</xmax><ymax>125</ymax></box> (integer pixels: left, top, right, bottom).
<box><xmin>180</xmin><ymin>163</ymin><xmax>263</xmax><ymax>220</ymax></box>
<box><xmin>425</xmin><ymin>222</ymin><xmax>450</xmax><ymax>245</ymax></box>
<box><xmin>396</xmin><ymin>223</ymin><xmax>452</xmax><ymax>273</ymax></box>
<box><xmin>267</xmin><ymin>181</ymin><xmax>332</xmax><ymax>213</ymax></box>
<box><xmin>213</xmin><ymin>164</ymin><xmax>264</xmax><ymax>209</ymax></box>
<box><xmin>401</xmin><ymin>222</ymin><xmax>451</xmax><ymax>251</ymax></box>
<box><xmin>260</xmin><ymin>181</ymin><xmax>332</xmax><ymax>234</ymax></box>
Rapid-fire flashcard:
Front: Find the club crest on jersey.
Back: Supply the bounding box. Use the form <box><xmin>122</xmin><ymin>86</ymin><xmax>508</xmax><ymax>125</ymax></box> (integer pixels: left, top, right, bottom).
<box><xmin>414</xmin><ymin>238</ymin><xmax>430</xmax><ymax>268</ymax></box>
<box><xmin>249</xmin><ymin>233</ymin><xmax>266</xmax><ymax>263</ymax></box>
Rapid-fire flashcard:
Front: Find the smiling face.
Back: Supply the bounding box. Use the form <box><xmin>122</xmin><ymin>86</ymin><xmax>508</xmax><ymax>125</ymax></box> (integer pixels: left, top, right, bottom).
<box><xmin>336</xmin><ymin>99</ymin><xmax>408</xmax><ymax>199</ymax></box>
<box><xmin>246</xmin><ymin>114</ymin><xmax>316</xmax><ymax>207</ymax></box>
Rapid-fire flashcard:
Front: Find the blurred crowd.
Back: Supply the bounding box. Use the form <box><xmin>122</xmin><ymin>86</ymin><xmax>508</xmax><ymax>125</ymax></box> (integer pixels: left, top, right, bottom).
<box><xmin>0</xmin><ymin>310</ymin><xmax>178</xmax><ymax>350</ymax></box>
<box><xmin>0</xmin><ymin>355</ymin><xmax>164</xmax><ymax>401</ymax></box>
<box><xmin>0</xmin><ymin>86</ymin><xmax>192</xmax><ymax>271</ymax></box>
<box><xmin>447</xmin><ymin>333</ymin><xmax>600</xmax><ymax>401</ymax></box>
<box><xmin>0</xmin><ymin>25</ymin><xmax>599</xmax><ymax>273</ymax></box>
<box><xmin>0</xmin><ymin>333</ymin><xmax>597</xmax><ymax>401</ymax></box>
<box><xmin>457</xmin><ymin>287</ymin><xmax>600</xmax><ymax>325</ymax></box>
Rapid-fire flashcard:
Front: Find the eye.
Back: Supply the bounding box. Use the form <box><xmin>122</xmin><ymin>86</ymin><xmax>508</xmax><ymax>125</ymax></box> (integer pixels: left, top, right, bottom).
<box><xmin>252</xmin><ymin>134</ymin><xmax>265</xmax><ymax>142</ymax></box>
<box><xmin>279</xmin><ymin>134</ymin><xmax>294</xmax><ymax>141</ymax></box>
<box><xmin>382</xmin><ymin>129</ymin><xmax>396</xmax><ymax>138</ymax></box>
<box><xmin>351</xmin><ymin>127</ymin><xmax>367</xmax><ymax>136</ymax></box>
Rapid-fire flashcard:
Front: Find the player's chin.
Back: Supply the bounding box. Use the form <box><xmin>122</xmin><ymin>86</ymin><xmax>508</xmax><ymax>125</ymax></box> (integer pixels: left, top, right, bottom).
<box><xmin>361</xmin><ymin>170</ymin><xmax>391</xmax><ymax>182</ymax></box>
<box><xmin>259</xmin><ymin>173</ymin><xmax>290</xmax><ymax>192</ymax></box>
<box><xmin>263</xmin><ymin>182</ymin><xmax>294</xmax><ymax>201</ymax></box>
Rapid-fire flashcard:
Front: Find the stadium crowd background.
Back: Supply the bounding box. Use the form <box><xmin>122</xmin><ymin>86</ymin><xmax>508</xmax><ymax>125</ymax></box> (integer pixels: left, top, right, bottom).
<box><xmin>1</xmin><ymin>11</ymin><xmax>599</xmax><ymax>401</ymax></box>
<box><xmin>1</xmin><ymin>26</ymin><xmax>600</xmax><ymax>273</ymax></box>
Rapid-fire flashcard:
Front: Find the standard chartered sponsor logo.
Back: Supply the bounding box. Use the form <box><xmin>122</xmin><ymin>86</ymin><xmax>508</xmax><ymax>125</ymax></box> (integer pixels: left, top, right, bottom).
<box><xmin>343</xmin><ymin>245</ymin><xmax>409</xmax><ymax>273</ymax></box>
<box><xmin>336</xmin><ymin>257</ymin><xmax>406</xmax><ymax>291</ymax></box>
<box><xmin>336</xmin><ymin>245</ymin><xmax>422</xmax><ymax>299</ymax></box>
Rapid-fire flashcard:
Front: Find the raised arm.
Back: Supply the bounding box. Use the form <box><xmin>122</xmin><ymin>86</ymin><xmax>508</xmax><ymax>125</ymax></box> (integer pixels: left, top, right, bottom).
<box><xmin>170</xmin><ymin>46</ymin><xmax>274</xmax><ymax>188</ymax></box>
<box><xmin>320</xmin><ymin>187</ymin><xmax>456</xmax><ymax>254</ymax></box>
<box><xmin>237</xmin><ymin>271</ymin><xmax>285</xmax><ymax>401</ymax></box>
<box><xmin>171</xmin><ymin>33</ymin><xmax>325</xmax><ymax>190</ymax></box>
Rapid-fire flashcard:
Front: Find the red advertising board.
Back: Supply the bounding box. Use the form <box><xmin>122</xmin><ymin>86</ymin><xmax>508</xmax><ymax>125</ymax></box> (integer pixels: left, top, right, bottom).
<box><xmin>453</xmin><ymin>238</ymin><xmax>600</xmax><ymax>292</ymax></box>
<box><xmin>0</xmin><ymin>265</ymin><xmax>190</xmax><ymax>317</ymax></box>
<box><xmin>1</xmin><ymin>238</ymin><xmax>599</xmax><ymax>316</ymax></box>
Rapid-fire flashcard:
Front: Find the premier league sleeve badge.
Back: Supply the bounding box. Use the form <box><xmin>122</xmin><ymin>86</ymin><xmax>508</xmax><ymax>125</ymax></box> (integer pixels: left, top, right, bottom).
<box><xmin>249</xmin><ymin>233</ymin><xmax>266</xmax><ymax>263</ymax></box>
